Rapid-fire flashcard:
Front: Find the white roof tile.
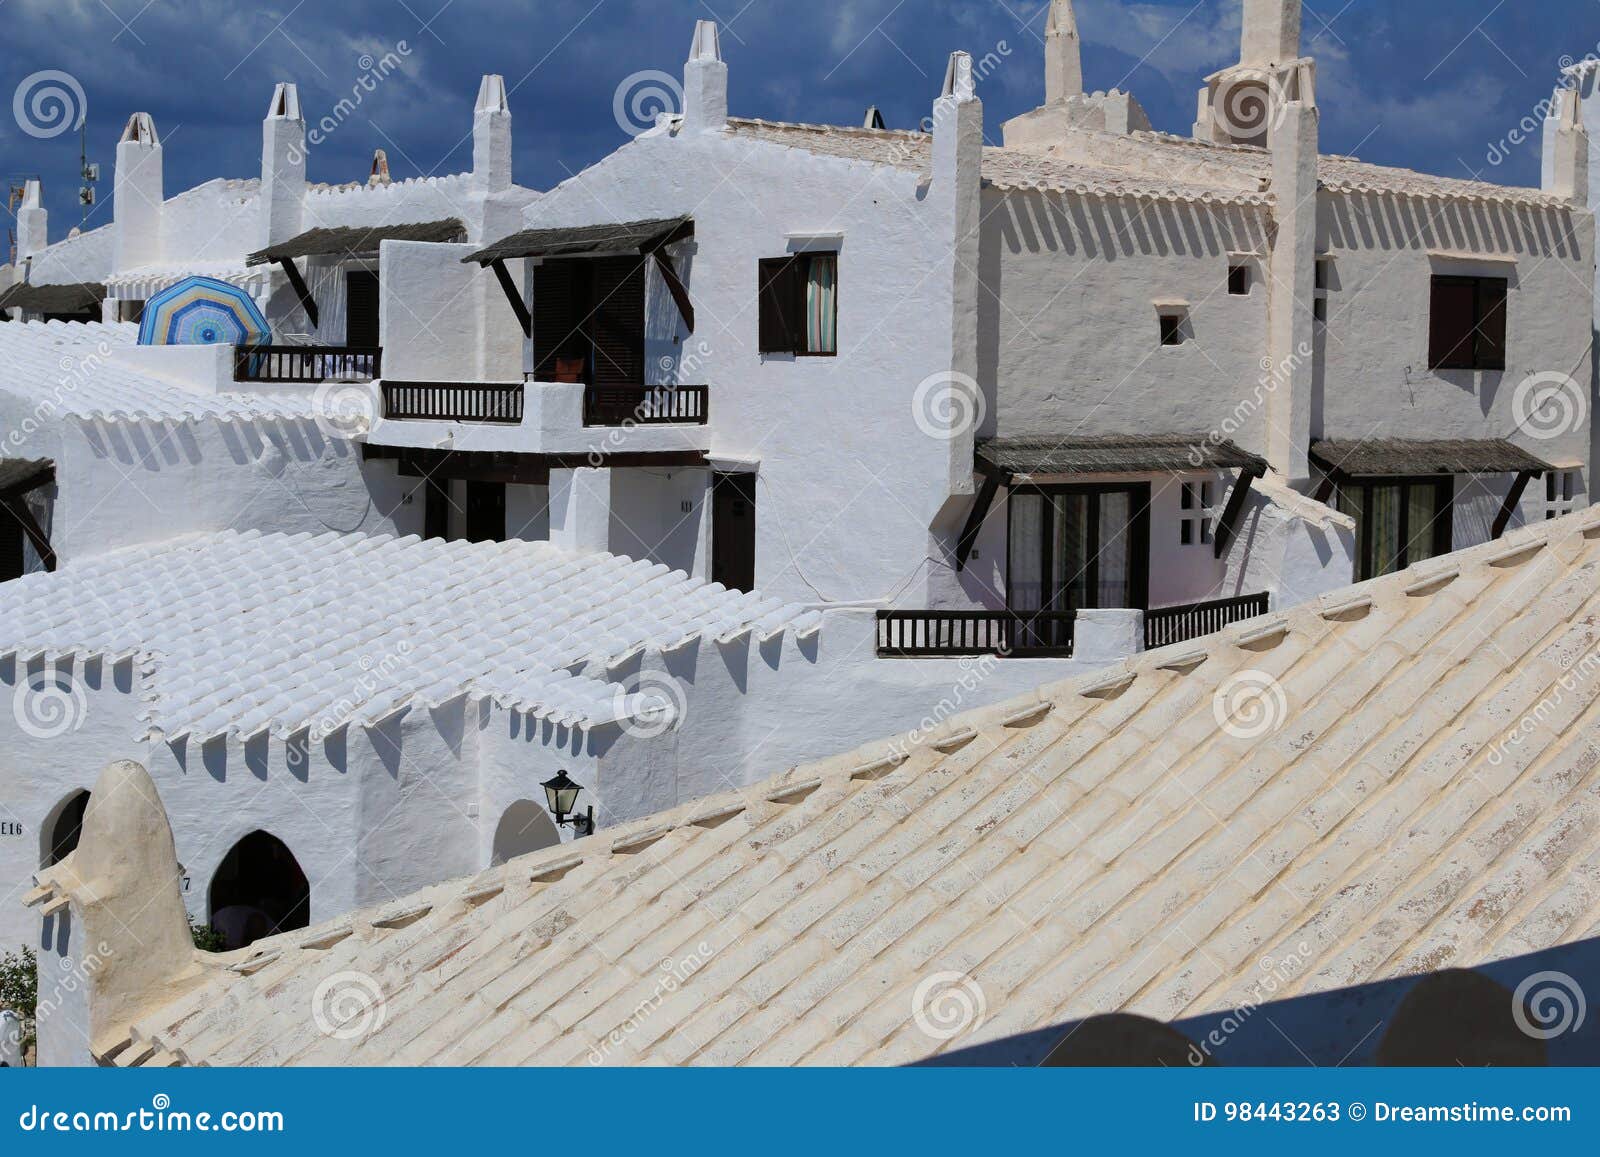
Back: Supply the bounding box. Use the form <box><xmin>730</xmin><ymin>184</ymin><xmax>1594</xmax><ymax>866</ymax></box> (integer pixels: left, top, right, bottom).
<box><xmin>0</xmin><ymin>320</ymin><xmax>319</xmax><ymax>423</ymax></box>
<box><xmin>0</xmin><ymin>529</ymin><xmax>819</xmax><ymax>741</ymax></box>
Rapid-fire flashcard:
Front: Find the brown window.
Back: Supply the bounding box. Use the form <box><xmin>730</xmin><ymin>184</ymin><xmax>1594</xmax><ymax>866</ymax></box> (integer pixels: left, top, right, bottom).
<box><xmin>1429</xmin><ymin>275</ymin><xmax>1506</xmax><ymax>371</ymax></box>
<box><xmin>532</xmin><ymin>257</ymin><xmax>646</xmax><ymax>385</ymax></box>
<box><xmin>758</xmin><ymin>253</ymin><xmax>837</xmax><ymax>355</ymax></box>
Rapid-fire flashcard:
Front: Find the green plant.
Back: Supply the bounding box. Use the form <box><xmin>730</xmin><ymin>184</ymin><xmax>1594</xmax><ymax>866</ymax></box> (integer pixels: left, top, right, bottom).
<box><xmin>0</xmin><ymin>946</ymin><xmax>38</xmax><ymax>1059</ymax></box>
<box><xmin>190</xmin><ymin>921</ymin><xmax>227</xmax><ymax>953</ymax></box>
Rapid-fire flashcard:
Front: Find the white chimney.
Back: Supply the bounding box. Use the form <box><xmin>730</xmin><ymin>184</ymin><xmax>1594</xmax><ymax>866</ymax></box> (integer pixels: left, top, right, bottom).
<box><xmin>682</xmin><ymin>20</ymin><xmax>728</xmax><ymax>132</ymax></box>
<box><xmin>113</xmin><ymin>112</ymin><xmax>163</xmax><ymax>271</ymax></box>
<box><xmin>473</xmin><ymin>74</ymin><xmax>513</xmax><ymax>192</ymax></box>
<box><xmin>1241</xmin><ymin>0</ymin><xmax>1302</xmax><ymax>67</ymax></box>
<box><xmin>1544</xmin><ymin>81</ymin><xmax>1591</xmax><ymax>205</ymax></box>
<box><xmin>1045</xmin><ymin>0</ymin><xmax>1083</xmax><ymax>103</ymax></box>
<box><xmin>933</xmin><ymin>52</ymin><xmax>985</xmax><ymax>497</ymax></box>
<box><xmin>16</xmin><ymin>179</ymin><xmax>47</xmax><ymax>260</ymax></box>
<box><xmin>260</xmin><ymin>83</ymin><xmax>305</xmax><ymax>249</ymax></box>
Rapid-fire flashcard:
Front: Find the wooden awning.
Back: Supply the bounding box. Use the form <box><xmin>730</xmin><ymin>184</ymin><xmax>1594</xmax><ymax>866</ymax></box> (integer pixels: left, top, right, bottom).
<box><xmin>0</xmin><ymin>282</ymin><xmax>106</xmax><ymax>314</ymax></box>
<box><xmin>463</xmin><ymin>217</ymin><xmax>692</xmax><ymax>265</ymax></box>
<box><xmin>977</xmin><ymin>435</ymin><xmax>1267</xmax><ymax>478</ymax></box>
<box><xmin>1310</xmin><ymin>438</ymin><xmax>1554</xmax><ymax>478</ymax></box>
<box><xmin>246</xmin><ymin>218</ymin><xmax>466</xmax><ymax>265</ymax></box>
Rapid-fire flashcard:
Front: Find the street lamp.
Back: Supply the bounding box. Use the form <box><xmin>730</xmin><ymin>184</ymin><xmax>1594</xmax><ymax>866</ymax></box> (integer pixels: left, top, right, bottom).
<box><xmin>541</xmin><ymin>770</ymin><xmax>594</xmax><ymax>836</ymax></box>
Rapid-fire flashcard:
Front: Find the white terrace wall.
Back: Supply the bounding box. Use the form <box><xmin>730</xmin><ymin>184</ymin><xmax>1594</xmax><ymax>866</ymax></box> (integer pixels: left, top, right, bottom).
<box><xmin>379</xmin><ymin>240</ymin><xmax>522</xmax><ymax>383</ymax></box>
<box><xmin>979</xmin><ymin>189</ymin><xmax>1274</xmax><ymax>454</ymax></box>
<box><xmin>1314</xmin><ymin>191</ymin><xmax>1594</xmax><ymax>523</ymax></box>
<box><xmin>511</xmin><ymin>127</ymin><xmax>970</xmax><ymax>609</ymax></box>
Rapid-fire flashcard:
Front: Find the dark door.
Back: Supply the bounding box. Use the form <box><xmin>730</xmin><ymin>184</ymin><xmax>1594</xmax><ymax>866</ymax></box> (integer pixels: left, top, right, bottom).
<box><xmin>1</xmin><ymin>508</ymin><xmax>23</xmax><ymax>581</ymax></box>
<box><xmin>465</xmin><ymin>481</ymin><xmax>506</xmax><ymax>543</ymax></box>
<box><xmin>711</xmin><ymin>473</ymin><xmax>756</xmax><ymax>593</ymax></box>
<box><xmin>345</xmin><ymin>271</ymin><xmax>380</xmax><ymax>348</ymax></box>
<box><xmin>1006</xmin><ymin>483</ymin><xmax>1152</xmax><ymax>613</ymax></box>
<box><xmin>423</xmin><ymin>477</ymin><xmax>450</xmax><ymax>541</ymax></box>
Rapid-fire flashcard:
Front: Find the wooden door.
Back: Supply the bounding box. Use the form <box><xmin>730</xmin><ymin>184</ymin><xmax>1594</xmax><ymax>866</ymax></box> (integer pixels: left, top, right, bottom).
<box><xmin>345</xmin><ymin>271</ymin><xmax>380</xmax><ymax>348</ymax></box>
<box><xmin>465</xmin><ymin>481</ymin><xmax>506</xmax><ymax>543</ymax></box>
<box><xmin>711</xmin><ymin>473</ymin><xmax>756</xmax><ymax>593</ymax></box>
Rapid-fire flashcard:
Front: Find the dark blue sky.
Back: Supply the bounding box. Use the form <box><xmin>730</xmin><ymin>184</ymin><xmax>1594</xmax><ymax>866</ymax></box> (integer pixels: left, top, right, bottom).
<box><xmin>0</xmin><ymin>0</ymin><xmax>1592</xmax><ymax>244</ymax></box>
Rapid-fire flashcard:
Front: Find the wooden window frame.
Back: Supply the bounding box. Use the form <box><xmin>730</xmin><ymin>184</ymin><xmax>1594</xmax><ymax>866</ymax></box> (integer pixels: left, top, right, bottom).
<box><xmin>1429</xmin><ymin>274</ymin><xmax>1508</xmax><ymax>372</ymax></box>
<box><xmin>757</xmin><ymin>252</ymin><xmax>838</xmax><ymax>357</ymax></box>
<box><xmin>1006</xmin><ymin>481</ymin><xmax>1152</xmax><ymax>613</ymax></box>
<box><xmin>1337</xmin><ymin>475</ymin><xmax>1455</xmax><ymax>581</ymax></box>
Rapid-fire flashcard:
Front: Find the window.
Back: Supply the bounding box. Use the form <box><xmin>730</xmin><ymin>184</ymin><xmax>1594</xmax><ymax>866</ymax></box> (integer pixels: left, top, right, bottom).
<box><xmin>1336</xmin><ymin>477</ymin><xmax>1454</xmax><ymax>580</ymax></box>
<box><xmin>1313</xmin><ymin>297</ymin><xmax>1327</xmax><ymax>323</ymax></box>
<box><xmin>1227</xmin><ymin>265</ymin><xmax>1251</xmax><ymax>295</ymax></box>
<box><xmin>1007</xmin><ymin>483</ymin><xmax>1151</xmax><ymax>620</ymax></box>
<box><xmin>1546</xmin><ymin>470</ymin><xmax>1581</xmax><ymax>520</ymax></box>
<box><xmin>1429</xmin><ymin>275</ymin><xmax>1507</xmax><ymax>371</ymax></box>
<box><xmin>1179</xmin><ymin>482</ymin><xmax>1215</xmax><ymax>546</ymax></box>
<box><xmin>758</xmin><ymin>252</ymin><xmax>838</xmax><ymax>355</ymax></box>
<box><xmin>1159</xmin><ymin>313</ymin><xmax>1185</xmax><ymax>346</ymax></box>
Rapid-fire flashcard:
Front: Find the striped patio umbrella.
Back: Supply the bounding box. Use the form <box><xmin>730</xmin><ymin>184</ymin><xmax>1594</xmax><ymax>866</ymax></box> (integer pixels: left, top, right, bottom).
<box><xmin>137</xmin><ymin>275</ymin><xmax>270</xmax><ymax>347</ymax></box>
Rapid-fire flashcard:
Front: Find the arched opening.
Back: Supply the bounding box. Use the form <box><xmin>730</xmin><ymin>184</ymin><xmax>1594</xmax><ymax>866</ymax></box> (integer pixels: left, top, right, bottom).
<box><xmin>207</xmin><ymin>831</ymin><xmax>310</xmax><ymax>951</ymax></box>
<box><xmin>491</xmin><ymin>800</ymin><xmax>561</xmax><ymax>866</ymax></box>
<box><xmin>40</xmin><ymin>790</ymin><xmax>90</xmax><ymax>868</ymax></box>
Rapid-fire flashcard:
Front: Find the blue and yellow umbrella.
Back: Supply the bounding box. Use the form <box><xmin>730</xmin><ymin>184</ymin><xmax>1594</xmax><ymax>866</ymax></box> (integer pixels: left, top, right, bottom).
<box><xmin>137</xmin><ymin>275</ymin><xmax>270</xmax><ymax>347</ymax></box>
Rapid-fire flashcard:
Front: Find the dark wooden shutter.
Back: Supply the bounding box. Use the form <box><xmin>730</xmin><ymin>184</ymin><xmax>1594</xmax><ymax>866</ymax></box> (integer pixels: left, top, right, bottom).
<box><xmin>533</xmin><ymin>261</ymin><xmax>585</xmax><ymax>381</ymax></box>
<box><xmin>1428</xmin><ymin>276</ymin><xmax>1476</xmax><ymax>369</ymax></box>
<box><xmin>589</xmin><ymin>256</ymin><xmax>645</xmax><ymax>388</ymax></box>
<box><xmin>1476</xmin><ymin>278</ymin><xmax>1508</xmax><ymax>370</ymax></box>
<box><xmin>758</xmin><ymin>257</ymin><xmax>804</xmax><ymax>354</ymax></box>
<box><xmin>345</xmin><ymin>271</ymin><xmax>380</xmax><ymax>348</ymax></box>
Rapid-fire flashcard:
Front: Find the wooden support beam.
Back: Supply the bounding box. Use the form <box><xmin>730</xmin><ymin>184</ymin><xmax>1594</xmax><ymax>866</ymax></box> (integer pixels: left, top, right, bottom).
<box><xmin>0</xmin><ymin>462</ymin><xmax>54</xmax><ymax>504</ymax></box>
<box><xmin>1213</xmin><ymin>464</ymin><xmax>1265</xmax><ymax>559</ymax></box>
<box><xmin>275</xmin><ymin>257</ymin><xmax>319</xmax><ymax>329</ymax></box>
<box><xmin>955</xmin><ymin>469</ymin><xmax>1005</xmax><ymax>571</ymax></box>
<box><xmin>1</xmin><ymin>495</ymin><xmax>56</xmax><ymax>572</ymax></box>
<box><xmin>1492</xmin><ymin>470</ymin><xmax>1538</xmax><ymax>540</ymax></box>
<box><xmin>1313</xmin><ymin>474</ymin><xmax>1335</xmax><ymax>504</ymax></box>
<box><xmin>490</xmin><ymin>258</ymin><xmax>532</xmax><ymax>338</ymax></box>
<box><xmin>652</xmin><ymin>251</ymin><xmax>694</xmax><ymax>332</ymax></box>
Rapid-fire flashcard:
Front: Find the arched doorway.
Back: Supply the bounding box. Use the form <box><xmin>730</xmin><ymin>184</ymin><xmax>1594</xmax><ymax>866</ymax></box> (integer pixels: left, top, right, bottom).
<box><xmin>40</xmin><ymin>790</ymin><xmax>90</xmax><ymax>868</ymax></box>
<box><xmin>207</xmin><ymin>831</ymin><xmax>310</xmax><ymax>950</ymax></box>
<box><xmin>491</xmin><ymin>800</ymin><xmax>561</xmax><ymax>865</ymax></box>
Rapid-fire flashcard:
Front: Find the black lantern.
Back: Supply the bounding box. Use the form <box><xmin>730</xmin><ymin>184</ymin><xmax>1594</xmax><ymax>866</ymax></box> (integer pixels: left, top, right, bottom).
<box><xmin>541</xmin><ymin>770</ymin><xmax>594</xmax><ymax>836</ymax></box>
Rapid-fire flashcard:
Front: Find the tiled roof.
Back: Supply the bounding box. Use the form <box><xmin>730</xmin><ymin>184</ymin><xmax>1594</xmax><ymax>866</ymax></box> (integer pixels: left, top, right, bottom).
<box><xmin>0</xmin><ymin>529</ymin><xmax>819</xmax><ymax>743</ymax></box>
<box><xmin>722</xmin><ymin>118</ymin><xmax>1564</xmax><ymax>209</ymax></box>
<box><xmin>0</xmin><ymin>321</ymin><xmax>318</xmax><ymax>423</ymax></box>
<box><xmin>100</xmin><ymin>508</ymin><xmax>1600</xmax><ymax>1065</ymax></box>
<box><xmin>248</xmin><ymin>218</ymin><xmax>468</xmax><ymax>265</ymax></box>
<box><xmin>465</xmin><ymin>217</ymin><xmax>691</xmax><ymax>265</ymax></box>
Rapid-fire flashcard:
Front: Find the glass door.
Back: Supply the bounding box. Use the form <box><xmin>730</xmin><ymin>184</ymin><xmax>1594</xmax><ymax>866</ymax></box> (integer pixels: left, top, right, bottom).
<box><xmin>1008</xmin><ymin>483</ymin><xmax>1150</xmax><ymax>647</ymax></box>
<box><xmin>1337</xmin><ymin>476</ymin><xmax>1454</xmax><ymax>580</ymax></box>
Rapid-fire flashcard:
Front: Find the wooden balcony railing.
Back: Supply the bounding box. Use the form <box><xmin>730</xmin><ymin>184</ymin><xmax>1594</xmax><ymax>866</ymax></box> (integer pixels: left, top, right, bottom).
<box><xmin>234</xmin><ymin>345</ymin><xmax>381</xmax><ymax>384</ymax></box>
<box><xmin>875</xmin><ymin>610</ymin><xmax>1078</xmax><ymax>658</ymax></box>
<box><xmin>381</xmin><ymin>382</ymin><xmax>525</xmax><ymax>424</ymax></box>
<box><xmin>1144</xmin><ymin>591</ymin><xmax>1271</xmax><ymax>650</ymax></box>
<box><xmin>583</xmin><ymin>384</ymin><xmax>708</xmax><ymax>427</ymax></box>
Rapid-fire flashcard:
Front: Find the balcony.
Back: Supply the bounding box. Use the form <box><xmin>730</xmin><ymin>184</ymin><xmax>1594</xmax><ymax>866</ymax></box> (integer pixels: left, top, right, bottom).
<box><xmin>382</xmin><ymin>382</ymin><xmax>524</xmax><ymax>424</ymax></box>
<box><xmin>876</xmin><ymin>592</ymin><xmax>1271</xmax><ymax>659</ymax></box>
<box><xmin>234</xmin><ymin>345</ymin><xmax>382</xmax><ymax>384</ymax></box>
<box><xmin>583</xmin><ymin>385</ymin><xmax>707</xmax><ymax>427</ymax></box>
